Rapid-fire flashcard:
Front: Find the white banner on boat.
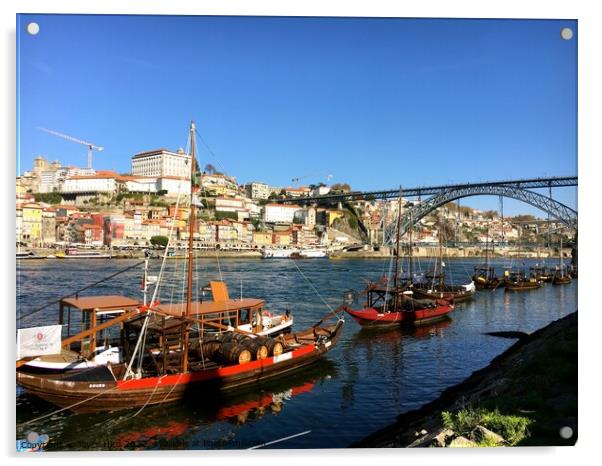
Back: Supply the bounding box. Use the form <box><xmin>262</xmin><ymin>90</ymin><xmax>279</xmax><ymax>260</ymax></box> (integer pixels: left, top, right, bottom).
<box><xmin>17</xmin><ymin>325</ymin><xmax>62</xmax><ymax>359</ymax></box>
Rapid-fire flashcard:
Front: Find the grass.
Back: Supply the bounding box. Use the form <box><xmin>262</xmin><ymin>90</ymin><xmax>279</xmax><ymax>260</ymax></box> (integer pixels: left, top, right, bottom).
<box><xmin>442</xmin><ymin>407</ymin><xmax>532</xmax><ymax>446</ymax></box>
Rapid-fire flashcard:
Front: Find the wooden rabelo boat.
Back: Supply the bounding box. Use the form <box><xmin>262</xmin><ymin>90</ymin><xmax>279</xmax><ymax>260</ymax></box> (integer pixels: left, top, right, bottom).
<box><xmin>503</xmin><ymin>270</ymin><xmax>543</xmax><ymax>291</ymax></box>
<box><xmin>343</xmin><ymin>192</ymin><xmax>454</xmax><ymax>327</ymax></box>
<box><xmin>552</xmin><ymin>266</ymin><xmax>572</xmax><ymax>285</ymax></box>
<box><xmin>16</xmin><ymin>121</ymin><xmax>344</xmax><ymax>413</ymax></box>
<box><xmin>530</xmin><ymin>265</ymin><xmax>553</xmax><ymax>283</ymax></box>
<box><xmin>411</xmin><ymin>224</ymin><xmax>475</xmax><ymax>303</ymax></box>
<box><xmin>471</xmin><ymin>228</ymin><xmax>502</xmax><ymax>290</ymax></box>
<box><xmin>552</xmin><ymin>239</ymin><xmax>573</xmax><ymax>285</ymax></box>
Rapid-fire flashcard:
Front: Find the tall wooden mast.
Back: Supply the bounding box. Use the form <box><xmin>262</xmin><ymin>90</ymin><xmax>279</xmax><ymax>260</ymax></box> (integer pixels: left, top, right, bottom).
<box><xmin>182</xmin><ymin>121</ymin><xmax>196</xmax><ymax>373</ymax></box>
<box><xmin>393</xmin><ymin>187</ymin><xmax>403</xmax><ymax>290</ymax></box>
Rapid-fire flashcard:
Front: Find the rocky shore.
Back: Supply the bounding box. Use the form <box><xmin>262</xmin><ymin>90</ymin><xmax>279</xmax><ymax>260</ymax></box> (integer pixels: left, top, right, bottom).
<box><xmin>351</xmin><ymin>311</ymin><xmax>578</xmax><ymax>448</ymax></box>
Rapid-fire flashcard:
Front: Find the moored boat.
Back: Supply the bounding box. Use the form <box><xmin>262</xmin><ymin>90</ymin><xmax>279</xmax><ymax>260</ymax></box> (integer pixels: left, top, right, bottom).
<box><xmin>261</xmin><ymin>247</ymin><xmax>299</xmax><ymax>259</ymax></box>
<box><xmin>342</xmin><ymin>191</ymin><xmax>454</xmax><ymax>327</ymax></box>
<box><xmin>503</xmin><ymin>270</ymin><xmax>542</xmax><ymax>291</ymax></box>
<box><xmin>552</xmin><ymin>239</ymin><xmax>573</xmax><ymax>285</ymax></box>
<box><xmin>58</xmin><ymin>248</ymin><xmax>111</xmax><ymax>259</ymax></box>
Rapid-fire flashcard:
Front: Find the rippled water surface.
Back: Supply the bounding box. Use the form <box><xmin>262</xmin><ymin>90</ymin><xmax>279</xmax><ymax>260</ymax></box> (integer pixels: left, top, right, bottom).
<box><xmin>16</xmin><ymin>257</ymin><xmax>577</xmax><ymax>450</ymax></box>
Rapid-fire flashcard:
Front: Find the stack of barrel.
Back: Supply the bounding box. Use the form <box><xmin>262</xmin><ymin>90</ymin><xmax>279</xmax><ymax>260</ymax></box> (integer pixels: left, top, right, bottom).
<box><xmin>196</xmin><ymin>333</ymin><xmax>285</xmax><ymax>366</ymax></box>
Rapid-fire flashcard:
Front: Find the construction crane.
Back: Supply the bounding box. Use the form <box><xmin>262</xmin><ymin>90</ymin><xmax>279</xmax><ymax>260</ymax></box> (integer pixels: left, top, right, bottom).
<box><xmin>37</xmin><ymin>127</ymin><xmax>104</xmax><ymax>170</ymax></box>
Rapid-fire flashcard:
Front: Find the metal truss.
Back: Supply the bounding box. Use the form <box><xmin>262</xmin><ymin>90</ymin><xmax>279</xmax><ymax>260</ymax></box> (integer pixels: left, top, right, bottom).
<box><xmin>383</xmin><ymin>185</ymin><xmax>578</xmax><ymax>245</ymax></box>
<box><xmin>279</xmin><ymin>176</ymin><xmax>577</xmax><ymax>205</ymax></box>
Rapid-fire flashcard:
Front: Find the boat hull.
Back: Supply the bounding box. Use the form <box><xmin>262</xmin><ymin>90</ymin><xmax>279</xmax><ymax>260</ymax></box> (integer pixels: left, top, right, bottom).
<box><xmin>504</xmin><ymin>280</ymin><xmax>542</xmax><ymax>291</ymax></box>
<box><xmin>17</xmin><ymin>322</ymin><xmax>344</xmax><ymax>413</ymax></box>
<box><xmin>344</xmin><ymin>304</ymin><xmax>453</xmax><ymax>327</ymax></box>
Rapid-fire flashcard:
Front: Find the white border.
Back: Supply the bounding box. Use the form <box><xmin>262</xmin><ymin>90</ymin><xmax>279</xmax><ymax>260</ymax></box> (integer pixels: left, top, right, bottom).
<box><xmin>2</xmin><ymin>1</ymin><xmax>599</xmax><ymax>465</ymax></box>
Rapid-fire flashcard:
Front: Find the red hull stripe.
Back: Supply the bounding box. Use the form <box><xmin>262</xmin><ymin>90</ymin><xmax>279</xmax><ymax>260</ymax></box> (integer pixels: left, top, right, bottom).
<box><xmin>116</xmin><ymin>343</ymin><xmax>316</xmax><ymax>390</ymax></box>
<box><xmin>346</xmin><ymin>306</ymin><xmax>453</xmax><ymax>323</ymax></box>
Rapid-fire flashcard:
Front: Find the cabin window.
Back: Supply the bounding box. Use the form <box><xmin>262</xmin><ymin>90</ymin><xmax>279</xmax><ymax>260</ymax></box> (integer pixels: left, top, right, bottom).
<box><xmin>239</xmin><ymin>309</ymin><xmax>250</xmax><ymax>325</ymax></box>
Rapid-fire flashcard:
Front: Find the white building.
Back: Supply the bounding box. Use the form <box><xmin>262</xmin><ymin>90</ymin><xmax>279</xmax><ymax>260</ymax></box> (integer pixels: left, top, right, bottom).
<box><xmin>311</xmin><ymin>186</ymin><xmax>331</xmax><ymax>196</ymax></box>
<box><xmin>157</xmin><ymin>176</ymin><xmax>191</xmax><ymax>195</ymax></box>
<box><xmin>131</xmin><ymin>148</ymin><xmax>191</xmax><ymax>178</ymax></box>
<box><xmin>124</xmin><ymin>177</ymin><xmax>158</xmax><ymax>193</ymax></box>
<box><xmin>61</xmin><ymin>171</ymin><xmax>119</xmax><ymax>193</ymax></box>
<box><xmin>263</xmin><ymin>203</ymin><xmax>302</xmax><ymax>223</ymax></box>
<box><xmin>245</xmin><ymin>182</ymin><xmax>270</xmax><ymax>200</ymax></box>
<box><xmin>215</xmin><ymin>197</ymin><xmax>245</xmax><ymax>213</ymax></box>
<box><xmin>294</xmin><ymin>206</ymin><xmax>316</xmax><ymax>227</ymax></box>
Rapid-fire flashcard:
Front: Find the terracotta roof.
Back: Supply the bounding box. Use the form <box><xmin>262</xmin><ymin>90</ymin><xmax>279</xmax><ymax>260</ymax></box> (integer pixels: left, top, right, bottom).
<box><xmin>158</xmin><ymin>175</ymin><xmax>190</xmax><ymax>180</ymax></box>
<box><xmin>265</xmin><ymin>203</ymin><xmax>301</xmax><ymax>208</ymax></box>
<box><xmin>68</xmin><ymin>171</ymin><xmax>119</xmax><ymax>180</ymax></box>
<box><xmin>61</xmin><ymin>295</ymin><xmax>140</xmax><ymax>311</ymax></box>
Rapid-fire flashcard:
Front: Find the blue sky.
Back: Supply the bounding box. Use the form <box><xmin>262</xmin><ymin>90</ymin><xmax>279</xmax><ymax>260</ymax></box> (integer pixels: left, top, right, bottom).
<box><xmin>16</xmin><ymin>15</ymin><xmax>577</xmax><ymax>216</ymax></box>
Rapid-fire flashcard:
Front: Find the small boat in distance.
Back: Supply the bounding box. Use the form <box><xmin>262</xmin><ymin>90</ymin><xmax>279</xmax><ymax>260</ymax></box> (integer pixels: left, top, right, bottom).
<box><xmin>261</xmin><ymin>247</ymin><xmax>299</xmax><ymax>259</ymax></box>
<box><xmin>299</xmin><ymin>247</ymin><xmax>328</xmax><ymax>258</ymax></box>
<box><xmin>472</xmin><ymin>227</ymin><xmax>501</xmax><ymax>290</ymax></box>
<box><xmin>262</xmin><ymin>246</ymin><xmax>327</xmax><ymax>259</ymax></box>
<box><xmin>57</xmin><ymin>248</ymin><xmax>112</xmax><ymax>259</ymax></box>
<box><xmin>16</xmin><ymin>251</ymin><xmax>45</xmax><ymax>260</ymax></box>
<box><xmin>411</xmin><ymin>222</ymin><xmax>475</xmax><ymax>303</ymax></box>
<box><xmin>530</xmin><ymin>265</ymin><xmax>553</xmax><ymax>283</ymax></box>
<box><xmin>503</xmin><ymin>269</ymin><xmax>542</xmax><ymax>291</ymax></box>
<box><xmin>552</xmin><ymin>238</ymin><xmax>572</xmax><ymax>285</ymax></box>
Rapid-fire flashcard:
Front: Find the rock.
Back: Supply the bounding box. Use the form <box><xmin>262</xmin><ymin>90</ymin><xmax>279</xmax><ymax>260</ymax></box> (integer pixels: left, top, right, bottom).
<box><xmin>448</xmin><ymin>436</ymin><xmax>478</xmax><ymax>448</ymax></box>
<box><xmin>472</xmin><ymin>425</ymin><xmax>507</xmax><ymax>446</ymax></box>
<box><xmin>408</xmin><ymin>428</ymin><xmax>454</xmax><ymax>448</ymax></box>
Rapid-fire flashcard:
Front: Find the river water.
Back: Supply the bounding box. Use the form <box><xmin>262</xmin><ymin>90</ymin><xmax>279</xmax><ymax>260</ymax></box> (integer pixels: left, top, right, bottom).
<box><xmin>16</xmin><ymin>256</ymin><xmax>577</xmax><ymax>450</ymax></box>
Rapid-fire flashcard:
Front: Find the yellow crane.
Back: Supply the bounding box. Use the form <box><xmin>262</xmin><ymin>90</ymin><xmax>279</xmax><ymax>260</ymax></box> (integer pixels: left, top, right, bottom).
<box><xmin>37</xmin><ymin>127</ymin><xmax>104</xmax><ymax>170</ymax></box>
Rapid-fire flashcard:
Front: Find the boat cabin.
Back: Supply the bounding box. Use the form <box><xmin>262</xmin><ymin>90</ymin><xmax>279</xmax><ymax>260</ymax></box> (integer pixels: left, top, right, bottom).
<box><xmin>473</xmin><ymin>265</ymin><xmax>497</xmax><ymax>280</ymax></box>
<box><xmin>365</xmin><ymin>286</ymin><xmax>435</xmax><ymax>313</ymax></box>
<box><xmin>59</xmin><ymin>295</ymin><xmax>141</xmax><ymax>358</ymax></box>
<box><xmin>157</xmin><ymin>281</ymin><xmax>285</xmax><ymax>335</ymax></box>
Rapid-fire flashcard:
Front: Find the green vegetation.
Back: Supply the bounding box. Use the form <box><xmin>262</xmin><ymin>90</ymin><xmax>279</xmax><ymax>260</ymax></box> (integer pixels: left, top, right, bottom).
<box><xmin>442</xmin><ymin>408</ymin><xmax>532</xmax><ymax>446</ymax></box>
<box><xmin>33</xmin><ymin>192</ymin><xmax>63</xmax><ymax>204</ymax></box>
<box><xmin>331</xmin><ymin>182</ymin><xmax>351</xmax><ymax>192</ymax></box>
<box><xmin>215</xmin><ymin>211</ymin><xmax>238</xmax><ymax>221</ymax></box>
<box><xmin>150</xmin><ymin>235</ymin><xmax>169</xmax><ymax>248</ymax></box>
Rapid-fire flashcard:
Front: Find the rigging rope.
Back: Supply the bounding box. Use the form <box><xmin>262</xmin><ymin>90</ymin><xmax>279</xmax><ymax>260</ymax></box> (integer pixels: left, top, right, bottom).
<box><xmin>17</xmin><ymin>261</ymin><xmax>145</xmax><ymax>325</ymax></box>
<box><xmin>289</xmin><ymin>258</ymin><xmax>335</xmax><ymax>314</ymax></box>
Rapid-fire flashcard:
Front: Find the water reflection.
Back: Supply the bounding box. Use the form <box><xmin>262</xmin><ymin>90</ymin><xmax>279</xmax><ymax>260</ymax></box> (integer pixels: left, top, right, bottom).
<box><xmin>17</xmin><ymin>359</ymin><xmax>337</xmax><ymax>451</ymax></box>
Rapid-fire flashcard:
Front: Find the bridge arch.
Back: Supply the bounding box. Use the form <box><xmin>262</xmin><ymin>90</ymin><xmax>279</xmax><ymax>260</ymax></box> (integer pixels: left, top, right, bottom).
<box><xmin>385</xmin><ymin>185</ymin><xmax>577</xmax><ymax>245</ymax></box>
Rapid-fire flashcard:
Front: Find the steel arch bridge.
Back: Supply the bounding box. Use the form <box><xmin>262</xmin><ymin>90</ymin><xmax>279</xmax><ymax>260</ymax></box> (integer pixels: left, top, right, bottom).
<box><xmin>383</xmin><ymin>184</ymin><xmax>578</xmax><ymax>246</ymax></box>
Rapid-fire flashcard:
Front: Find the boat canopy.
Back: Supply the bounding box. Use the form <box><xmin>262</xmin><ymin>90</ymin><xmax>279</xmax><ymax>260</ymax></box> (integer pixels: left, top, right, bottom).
<box><xmin>157</xmin><ymin>298</ymin><xmax>265</xmax><ymax>317</ymax></box>
<box><xmin>61</xmin><ymin>295</ymin><xmax>140</xmax><ymax>313</ymax></box>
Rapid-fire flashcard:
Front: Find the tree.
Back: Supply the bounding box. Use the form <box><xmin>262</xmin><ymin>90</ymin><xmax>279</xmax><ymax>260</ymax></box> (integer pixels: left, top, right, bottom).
<box><xmin>150</xmin><ymin>235</ymin><xmax>169</xmax><ymax>248</ymax></box>
<box><xmin>331</xmin><ymin>183</ymin><xmax>351</xmax><ymax>192</ymax></box>
<box><xmin>34</xmin><ymin>192</ymin><xmax>63</xmax><ymax>204</ymax></box>
<box><xmin>204</xmin><ymin>164</ymin><xmax>216</xmax><ymax>174</ymax></box>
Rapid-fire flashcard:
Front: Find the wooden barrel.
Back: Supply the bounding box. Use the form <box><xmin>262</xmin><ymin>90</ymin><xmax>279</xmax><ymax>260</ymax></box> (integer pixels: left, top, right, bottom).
<box><xmin>219</xmin><ymin>332</ymin><xmax>252</xmax><ymax>345</ymax></box>
<box><xmin>197</xmin><ymin>339</ymin><xmax>222</xmax><ymax>360</ymax></box>
<box><xmin>256</xmin><ymin>336</ymin><xmax>284</xmax><ymax>356</ymax></box>
<box><xmin>217</xmin><ymin>342</ymin><xmax>251</xmax><ymax>365</ymax></box>
<box><xmin>244</xmin><ymin>339</ymin><xmax>268</xmax><ymax>360</ymax></box>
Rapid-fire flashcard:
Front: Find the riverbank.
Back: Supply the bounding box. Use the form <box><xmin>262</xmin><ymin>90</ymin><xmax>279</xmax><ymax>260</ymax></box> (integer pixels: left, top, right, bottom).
<box><xmin>352</xmin><ymin>311</ymin><xmax>577</xmax><ymax>448</ymax></box>
<box><xmin>22</xmin><ymin>247</ymin><xmax>567</xmax><ymax>260</ymax></box>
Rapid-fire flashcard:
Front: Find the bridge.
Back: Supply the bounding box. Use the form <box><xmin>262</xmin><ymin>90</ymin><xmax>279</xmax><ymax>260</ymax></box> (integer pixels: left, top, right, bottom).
<box><xmin>276</xmin><ymin>176</ymin><xmax>578</xmax><ymax>245</ymax></box>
